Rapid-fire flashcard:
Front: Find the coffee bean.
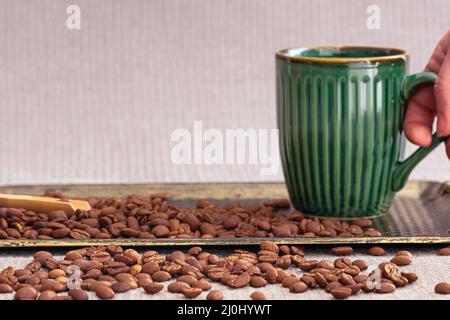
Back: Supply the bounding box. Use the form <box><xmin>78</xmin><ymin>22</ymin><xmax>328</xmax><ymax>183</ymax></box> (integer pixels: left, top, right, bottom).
<box><xmin>168</xmin><ymin>281</ymin><xmax>190</xmax><ymax>293</ymax></box>
<box><xmin>250</xmin><ymin>276</ymin><xmax>267</xmax><ymax>288</ymax></box>
<box><xmin>111</xmin><ymin>281</ymin><xmax>132</xmax><ymax>293</ymax></box>
<box><xmin>94</xmin><ymin>284</ymin><xmax>115</xmax><ymax>300</ymax></box>
<box><xmin>354</xmin><ymin>275</ymin><xmax>368</xmax><ymax>284</ymax></box>
<box><xmin>207</xmin><ymin>290</ymin><xmax>223</xmax><ymax>300</ymax></box>
<box><xmin>194</xmin><ymin>279</ymin><xmax>212</xmax><ymax>291</ymax></box>
<box><xmin>331</xmin><ymin>286</ymin><xmax>352</xmax><ymax>299</ymax></box>
<box><xmin>260</xmin><ymin>241</ymin><xmax>279</xmax><ymax>254</ymax></box>
<box><xmin>437</xmin><ymin>248</ymin><xmax>450</xmax><ymax>256</ymax></box>
<box><xmin>281</xmin><ymin>276</ymin><xmax>299</xmax><ymax>288</ymax></box>
<box><xmin>14</xmin><ymin>286</ymin><xmax>38</xmax><ymax>300</ymax></box>
<box><xmin>331</xmin><ymin>246</ymin><xmax>353</xmax><ymax>256</ymax></box>
<box><xmin>352</xmin><ymin>259</ymin><xmax>368</xmax><ymax>271</ymax></box>
<box><xmin>265</xmin><ymin>268</ymin><xmax>278</xmax><ymax>284</ymax></box>
<box><xmin>0</xmin><ymin>283</ymin><xmax>13</xmax><ymax>293</ymax></box>
<box><xmin>352</xmin><ymin>218</ymin><xmax>373</xmax><ymax>228</ymax></box>
<box><xmin>368</xmin><ymin>246</ymin><xmax>385</xmax><ymax>256</ymax></box>
<box><xmin>400</xmin><ymin>272</ymin><xmax>417</xmax><ymax>283</ymax></box>
<box><xmin>390</xmin><ymin>255</ymin><xmax>412</xmax><ymax>266</ymax></box>
<box><xmin>250</xmin><ymin>291</ymin><xmax>266</xmax><ymax>300</ymax></box>
<box><xmin>226</xmin><ymin>274</ymin><xmax>251</xmax><ymax>288</ymax></box>
<box><xmin>346</xmin><ymin>283</ymin><xmax>362</xmax><ymax>295</ymax></box>
<box><xmin>152</xmin><ymin>271</ymin><xmax>171</xmax><ymax>282</ymax></box>
<box><xmin>289</xmin><ymin>281</ymin><xmax>308</xmax><ymax>293</ymax></box>
<box><xmin>69</xmin><ymin>288</ymin><xmax>89</xmax><ymax>300</ymax></box>
<box><xmin>395</xmin><ymin>250</ymin><xmax>412</xmax><ymax>258</ymax></box>
<box><xmin>435</xmin><ymin>282</ymin><xmax>450</xmax><ymax>294</ymax></box>
<box><xmin>33</xmin><ymin>251</ymin><xmax>53</xmax><ymax>263</ymax></box>
<box><xmin>182</xmin><ymin>287</ymin><xmax>202</xmax><ymax>299</ymax></box>
<box><xmin>376</xmin><ymin>282</ymin><xmax>396</xmax><ymax>294</ymax></box>
<box><xmin>143</xmin><ymin>283</ymin><xmax>163</xmax><ymax>294</ymax></box>
<box><xmin>49</xmin><ymin>269</ymin><xmax>66</xmax><ymax>279</ymax></box>
<box><xmin>38</xmin><ymin>290</ymin><xmax>57</xmax><ymax>300</ymax></box>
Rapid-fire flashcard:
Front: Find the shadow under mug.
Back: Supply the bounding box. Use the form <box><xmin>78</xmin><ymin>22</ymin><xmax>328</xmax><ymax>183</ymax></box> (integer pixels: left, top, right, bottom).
<box><xmin>276</xmin><ymin>46</ymin><xmax>447</xmax><ymax>218</ymax></box>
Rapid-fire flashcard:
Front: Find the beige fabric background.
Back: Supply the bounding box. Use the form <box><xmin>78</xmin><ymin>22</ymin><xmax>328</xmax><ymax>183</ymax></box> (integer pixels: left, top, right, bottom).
<box><xmin>0</xmin><ymin>0</ymin><xmax>449</xmax><ymax>185</ymax></box>
<box><xmin>0</xmin><ymin>0</ymin><xmax>449</xmax><ymax>301</ymax></box>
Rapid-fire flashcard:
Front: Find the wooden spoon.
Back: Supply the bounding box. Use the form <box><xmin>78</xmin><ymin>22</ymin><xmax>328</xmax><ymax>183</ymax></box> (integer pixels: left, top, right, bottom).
<box><xmin>0</xmin><ymin>194</ymin><xmax>91</xmax><ymax>214</ymax></box>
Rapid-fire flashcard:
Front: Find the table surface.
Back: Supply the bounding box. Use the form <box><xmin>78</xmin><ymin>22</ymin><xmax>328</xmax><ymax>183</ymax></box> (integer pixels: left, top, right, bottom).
<box><xmin>0</xmin><ymin>246</ymin><xmax>449</xmax><ymax>300</ymax></box>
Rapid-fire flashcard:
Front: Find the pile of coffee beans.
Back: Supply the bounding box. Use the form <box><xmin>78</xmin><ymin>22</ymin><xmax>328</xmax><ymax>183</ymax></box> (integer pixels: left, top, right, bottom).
<box><xmin>0</xmin><ymin>191</ymin><xmax>382</xmax><ymax>240</ymax></box>
<box><xmin>0</xmin><ymin>241</ymin><xmax>432</xmax><ymax>300</ymax></box>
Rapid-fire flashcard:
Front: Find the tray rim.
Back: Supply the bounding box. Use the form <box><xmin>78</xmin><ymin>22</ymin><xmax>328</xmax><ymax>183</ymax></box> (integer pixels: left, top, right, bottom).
<box><xmin>0</xmin><ymin>236</ymin><xmax>449</xmax><ymax>248</ymax></box>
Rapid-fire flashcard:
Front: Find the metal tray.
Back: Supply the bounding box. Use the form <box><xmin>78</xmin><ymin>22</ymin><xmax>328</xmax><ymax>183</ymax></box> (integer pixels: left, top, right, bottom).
<box><xmin>0</xmin><ymin>181</ymin><xmax>449</xmax><ymax>247</ymax></box>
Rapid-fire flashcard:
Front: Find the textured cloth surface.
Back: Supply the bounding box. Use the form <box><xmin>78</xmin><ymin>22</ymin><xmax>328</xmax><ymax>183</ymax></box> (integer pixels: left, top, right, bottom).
<box><xmin>0</xmin><ymin>0</ymin><xmax>449</xmax><ymax>185</ymax></box>
<box><xmin>0</xmin><ymin>0</ymin><xmax>449</xmax><ymax>301</ymax></box>
<box><xmin>0</xmin><ymin>247</ymin><xmax>449</xmax><ymax>300</ymax></box>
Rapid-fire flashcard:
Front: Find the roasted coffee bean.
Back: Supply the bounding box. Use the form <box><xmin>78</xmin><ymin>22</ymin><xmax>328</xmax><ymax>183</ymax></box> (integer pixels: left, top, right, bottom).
<box><xmin>334</xmin><ymin>257</ymin><xmax>352</xmax><ymax>269</ymax></box>
<box><xmin>435</xmin><ymin>282</ymin><xmax>450</xmax><ymax>294</ymax></box>
<box><xmin>400</xmin><ymin>272</ymin><xmax>418</xmax><ymax>283</ymax></box>
<box><xmin>390</xmin><ymin>255</ymin><xmax>412</xmax><ymax>266</ymax></box>
<box><xmin>260</xmin><ymin>241</ymin><xmax>279</xmax><ymax>254</ymax></box>
<box><xmin>111</xmin><ymin>281</ymin><xmax>132</xmax><ymax>293</ymax></box>
<box><xmin>69</xmin><ymin>288</ymin><xmax>89</xmax><ymax>300</ymax></box>
<box><xmin>437</xmin><ymin>248</ymin><xmax>450</xmax><ymax>256</ymax></box>
<box><xmin>194</xmin><ymin>279</ymin><xmax>212</xmax><ymax>291</ymax></box>
<box><xmin>14</xmin><ymin>286</ymin><xmax>38</xmax><ymax>300</ymax></box>
<box><xmin>33</xmin><ymin>251</ymin><xmax>53</xmax><ymax>262</ymax></box>
<box><xmin>152</xmin><ymin>271</ymin><xmax>171</xmax><ymax>282</ymax></box>
<box><xmin>168</xmin><ymin>281</ymin><xmax>190</xmax><ymax>293</ymax></box>
<box><xmin>250</xmin><ymin>276</ymin><xmax>267</xmax><ymax>288</ymax></box>
<box><xmin>395</xmin><ymin>250</ymin><xmax>412</xmax><ymax>258</ymax></box>
<box><xmin>330</xmin><ymin>286</ymin><xmax>352</xmax><ymax>299</ymax></box>
<box><xmin>376</xmin><ymin>282</ymin><xmax>396</xmax><ymax>294</ymax></box>
<box><xmin>181</xmin><ymin>287</ymin><xmax>202</xmax><ymax>299</ymax></box>
<box><xmin>143</xmin><ymin>283</ymin><xmax>164</xmax><ymax>294</ymax></box>
<box><xmin>352</xmin><ymin>259</ymin><xmax>368</xmax><ymax>271</ymax></box>
<box><xmin>368</xmin><ymin>246</ymin><xmax>385</xmax><ymax>256</ymax></box>
<box><xmin>226</xmin><ymin>273</ymin><xmax>251</xmax><ymax>288</ymax></box>
<box><xmin>300</xmin><ymin>275</ymin><xmax>317</xmax><ymax>288</ymax></box>
<box><xmin>177</xmin><ymin>275</ymin><xmax>198</xmax><ymax>286</ymax></box>
<box><xmin>94</xmin><ymin>284</ymin><xmax>115</xmax><ymax>299</ymax></box>
<box><xmin>207</xmin><ymin>290</ymin><xmax>223</xmax><ymax>300</ymax></box>
<box><xmin>38</xmin><ymin>290</ymin><xmax>57</xmax><ymax>300</ymax></box>
<box><xmin>346</xmin><ymin>283</ymin><xmax>362</xmax><ymax>295</ymax></box>
<box><xmin>281</xmin><ymin>276</ymin><xmax>299</xmax><ymax>288</ymax></box>
<box><xmin>0</xmin><ymin>283</ymin><xmax>13</xmax><ymax>293</ymax></box>
<box><xmin>289</xmin><ymin>281</ymin><xmax>308</xmax><ymax>293</ymax></box>
<box><xmin>265</xmin><ymin>268</ymin><xmax>278</xmax><ymax>284</ymax></box>
<box><xmin>298</xmin><ymin>260</ymin><xmax>318</xmax><ymax>271</ymax></box>
<box><xmin>331</xmin><ymin>246</ymin><xmax>353</xmax><ymax>256</ymax></box>
<box><xmin>250</xmin><ymin>291</ymin><xmax>266</xmax><ymax>300</ymax></box>
<box><xmin>354</xmin><ymin>275</ymin><xmax>368</xmax><ymax>284</ymax></box>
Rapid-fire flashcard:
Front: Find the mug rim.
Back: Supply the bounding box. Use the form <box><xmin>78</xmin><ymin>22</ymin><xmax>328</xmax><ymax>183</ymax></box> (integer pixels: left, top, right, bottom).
<box><xmin>276</xmin><ymin>45</ymin><xmax>409</xmax><ymax>64</ymax></box>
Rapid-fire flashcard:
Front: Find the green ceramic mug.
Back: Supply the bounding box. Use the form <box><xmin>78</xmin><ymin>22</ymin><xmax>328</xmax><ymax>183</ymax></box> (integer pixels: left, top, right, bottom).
<box><xmin>276</xmin><ymin>46</ymin><xmax>447</xmax><ymax>218</ymax></box>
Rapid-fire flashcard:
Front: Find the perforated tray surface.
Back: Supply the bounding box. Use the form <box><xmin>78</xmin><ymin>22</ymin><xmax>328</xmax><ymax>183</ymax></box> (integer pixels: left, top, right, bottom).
<box><xmin>0</xmin><ymin>181</ymin><xmax>449</xmax><ymax>247</ymax></box>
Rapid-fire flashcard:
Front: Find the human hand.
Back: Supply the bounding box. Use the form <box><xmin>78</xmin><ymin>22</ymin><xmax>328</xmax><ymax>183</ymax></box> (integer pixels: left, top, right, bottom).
<box><xmin>404</xmin><ymin>29</ymin><xmax>450</xmax><ymax>159</ymax></box>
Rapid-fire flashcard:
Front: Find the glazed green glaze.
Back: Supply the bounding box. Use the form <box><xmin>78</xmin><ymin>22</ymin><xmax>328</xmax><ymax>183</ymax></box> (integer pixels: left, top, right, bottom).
<box><xmin>276</xmin><ymin>47</ymin><xmax>445</xmax><ymax>218</ymax></box>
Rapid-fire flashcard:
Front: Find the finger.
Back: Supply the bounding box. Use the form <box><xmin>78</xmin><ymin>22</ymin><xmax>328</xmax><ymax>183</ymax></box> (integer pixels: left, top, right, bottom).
<box><xmin>434</xmin><ymin>52</ymin><xmax>450</xmax><ymax>137</ymax></box>
<box><xmin>425</xmin><ymin>29</ymin><xmax>450</xmax><ymax>72</ymax></box>
<box><xmin>446</xmin><ymin>138</ymin><xmax>450</xmax><ymax>159</ymax></box>
<box><xmin>404</xmin><ymin>86</ymin><xmax>436</xmax><ymax>146</ymax></box>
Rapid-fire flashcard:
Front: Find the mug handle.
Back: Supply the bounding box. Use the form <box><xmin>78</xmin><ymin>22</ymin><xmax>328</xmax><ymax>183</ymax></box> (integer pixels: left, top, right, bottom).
<box><xmin>391</xmin><ymin>71</ymin><xmax>447</xmax><ymax>192</ymax></box>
